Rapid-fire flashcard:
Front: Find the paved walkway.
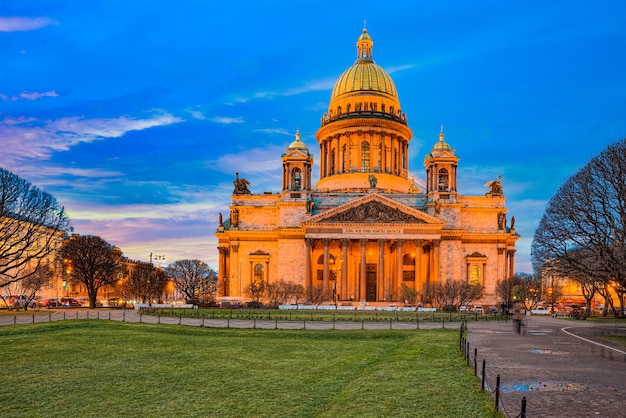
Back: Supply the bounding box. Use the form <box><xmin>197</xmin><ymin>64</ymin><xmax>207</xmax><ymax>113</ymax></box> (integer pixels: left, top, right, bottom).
<box><xmin>466</xmin><ymin>316</ymin><xmax>626</xmax><ymax>418</ymax></box>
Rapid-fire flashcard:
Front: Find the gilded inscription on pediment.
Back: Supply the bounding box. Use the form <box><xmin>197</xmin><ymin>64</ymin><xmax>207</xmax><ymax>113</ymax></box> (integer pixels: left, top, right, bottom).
<box><xmin>323</xmin><ymin>201</ymin><xmax>425</xmax><ymax>223</ymax></box>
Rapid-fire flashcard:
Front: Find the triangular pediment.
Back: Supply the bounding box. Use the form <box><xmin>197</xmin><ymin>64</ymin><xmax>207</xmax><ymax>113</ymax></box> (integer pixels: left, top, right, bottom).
<box><xmin>282</xmin><ymin>149</ymin><xmax>310</xmax><ymax>159</ymax></box>
<box><xmin>304</xmin><ymin>193</ymin><xmax>444</xmax><ymax>226</ymax></box>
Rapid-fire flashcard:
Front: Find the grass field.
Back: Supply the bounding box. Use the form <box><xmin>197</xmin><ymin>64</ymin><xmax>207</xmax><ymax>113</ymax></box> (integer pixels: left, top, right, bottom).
<box><xmin>0</xmin><ymin>320</ymin><xmax>502</xmax><ymax>417</ymax></box>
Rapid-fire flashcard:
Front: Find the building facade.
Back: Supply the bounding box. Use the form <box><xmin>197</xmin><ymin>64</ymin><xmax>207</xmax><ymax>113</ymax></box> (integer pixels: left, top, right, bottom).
<box><xmin>215</xmin><ymin>28</ymin><xmax>519</xmax><ymax>305</ymax></box>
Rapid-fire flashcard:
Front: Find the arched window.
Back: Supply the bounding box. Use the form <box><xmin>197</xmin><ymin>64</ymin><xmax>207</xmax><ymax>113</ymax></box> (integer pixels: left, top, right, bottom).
<box><xmin>316</xmin><ymin>254</ymin><xmax>337</xmax><ymax>281</ymax></box>
<box><xmin>292</xmin><ymin>168</ymin><xmax>302</xmax><ymax>191</ymax></box>
<box><xmin>469</xmin><ymin>265</ymin><xmax>481</xmax><ymax>285</ymax></box>
<box><xmin>361</xmin><ymin>141</ymin><xmax>370</xmax><ymax>172</ymax></box>
<box><xmin>438</xmin><ymin>169</ymin><xmax>449</xmax><ymax>191</ymax></box>
<box><xmin>254</xmin><ymin>264</ymin><xmax>264</xmax><ymax>282</ymax></box>
<box><xmin>402</xmin><ymin>253</ymin><xmax>415</xmax><ymax>282</ymax></box>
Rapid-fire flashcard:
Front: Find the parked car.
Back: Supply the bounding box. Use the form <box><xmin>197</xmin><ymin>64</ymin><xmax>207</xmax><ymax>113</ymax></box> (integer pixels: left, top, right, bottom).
<box><xmin>45</xmin><ymin>298</ymin><xmax>61</xmax><ymax>308</ymax></box>
<box><xmin>459</xmin><ymin>305</ymin><xmax>469</xmax><ymax>313</ymax></box>
<box><xmin>487</xmin><ymin>306</ymin><xmax>498</xmax><ymax>315</ymax></box>
<box><xmin>60</xmin><ymin>297</ymin><xmax>81</xmax><ymax>307</ymax></box>
<box><xmin>472</xmin><ymin>305</ymin><xmax>484</xmax><ymax>314</ymax></box>
<box><xmin>10</xmin><ymin>295</ymin><xmax>36</xmax><ymax>309</ymax></box>
<box><xmin>107</xmin><ymin>297</ymin><xmax>133</xmax><ymax>309</ymax></box>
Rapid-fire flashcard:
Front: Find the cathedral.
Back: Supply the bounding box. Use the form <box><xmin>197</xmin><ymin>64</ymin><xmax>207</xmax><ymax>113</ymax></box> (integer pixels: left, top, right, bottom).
<box><xmin>215</xmin><ymin>28</ymin><xmax>518</xmax><ymax>306</ymax></box>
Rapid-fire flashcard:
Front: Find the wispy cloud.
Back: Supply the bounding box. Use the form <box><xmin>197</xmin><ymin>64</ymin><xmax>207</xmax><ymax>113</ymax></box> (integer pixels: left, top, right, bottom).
<box><xmin>210</xmin><ymin>116</ymin><xmax>244</xmax><ymax>124</ymax></box>
<box><xmin>252</xmin><ymin>128</ymin><xmax>292</xmax><ymax>136</ymax></box>
<box><xmin>386</xmin><ymin>64</ymin><xmax>418</xmax><ymax>74</ymax></box>
<box><xmin>0</xmin><ymin>17</ymin><xmax>56</xmax><ymax>32</ymax></box>
<box><xmin>0</xmin><ymin>111</ymin><xmax>183</xmax><ymax>164</ymax></box>
<box><xmin>0</xmin><ymin>90</ymin><xmax>59</xmax><ymax>101</ymax></box>
<box><xmin>207</xmin><ymin>145</ymin><xmax>285</xmax><ymax>175</ymax></box>
<box><xmin>233</xmin><ymin>77</ymin><xmax>336</xmax><ymax>103</ymax></box>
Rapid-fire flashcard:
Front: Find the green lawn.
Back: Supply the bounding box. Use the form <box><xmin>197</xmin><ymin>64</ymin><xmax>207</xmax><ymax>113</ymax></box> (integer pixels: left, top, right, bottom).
<box><xmin>0</xmin><ymin>320</ymin><xmax>501</xmax><ymax>417</ymax></box>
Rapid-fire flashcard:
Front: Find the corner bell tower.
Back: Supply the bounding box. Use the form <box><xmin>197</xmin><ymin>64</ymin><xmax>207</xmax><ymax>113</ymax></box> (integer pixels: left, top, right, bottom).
<box><xmin>281</xmin><ymin>130</ymin><xmax>313</xmax><ymax>196</ymax></box>
<box><xmin>424</xmin><ymin>127</ymin><xmax>459</xmax><ymax>201</ymax></box>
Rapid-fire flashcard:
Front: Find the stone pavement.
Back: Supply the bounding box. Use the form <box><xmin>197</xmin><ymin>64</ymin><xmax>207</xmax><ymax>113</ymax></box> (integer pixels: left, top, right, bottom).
<box><xmin>466</xmin><ymin>316</ymin><xmax>626</xmax><ymax>418</ymax></box>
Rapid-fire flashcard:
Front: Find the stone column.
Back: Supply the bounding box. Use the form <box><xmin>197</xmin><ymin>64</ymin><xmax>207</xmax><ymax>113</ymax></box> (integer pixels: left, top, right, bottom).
<box><xmin>414</xmin><ymin>240</ymin><xmax>423</xmax><ymax>290</ymax></box>
<box><xmin>395</xmin><ymin>240</ymin><xmax>404</xmax><ymax>300</ymax></box>
<box><xmin>360</xmin><ymin>239</ymin><xmax>367</xmax><ymax>300</ymax></box>
<box><xmin>497</xmin><ymin>248</ymin><xmax>506</xmax><ymax>282</ymax></box>
<box><xmin>432</xmin><ymin>240</ymin><xmax>441</xmax><ymax>283</ymax></box>
<box><xmin>378</xmin><ymin>239</ymin><xmax>385</xmax><ymax>301</ymax></box>
<box><xmin>341</xmin><ymin>239</ymin><xmax>349</xmax><ymax>301</ymax></box>
<box><xmin>509</xmin><ymin>250</ymin><xmax>516</xmax><ymax>278</ymax></box>
<box><xmin>323</xmin><ymin>238</ymin><xmax>330</xmax><ymax>291</ymax></box>
<box><xmin>305</xmin><ymin>239</ymin><xmax>313</xmax><ymax>291</ymax></box>
<box><xmin>231</xmin><ymin>243</ymin><xmax>239</xmax><ymax>297</ymax></box>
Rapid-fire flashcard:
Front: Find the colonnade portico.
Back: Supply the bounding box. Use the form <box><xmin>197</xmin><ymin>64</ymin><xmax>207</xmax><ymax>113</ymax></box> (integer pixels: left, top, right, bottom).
<box><xmin>304</xmin><ymin>235</ymin><xmax>441</xmax><ymax>302</ymax></box>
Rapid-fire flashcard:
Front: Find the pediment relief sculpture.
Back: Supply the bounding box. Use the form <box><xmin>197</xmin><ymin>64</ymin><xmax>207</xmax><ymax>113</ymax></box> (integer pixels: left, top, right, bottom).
<box><xmin>322</xmin><ymin>201</ymin><xmax>426</xmax><ymax>224</ymax></box>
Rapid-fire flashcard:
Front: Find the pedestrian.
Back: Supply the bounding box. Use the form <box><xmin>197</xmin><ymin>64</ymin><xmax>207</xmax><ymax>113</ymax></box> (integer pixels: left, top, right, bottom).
<box><xmin>513</xmin><ymin>309</ymin><xmax>524</xmax><ymax>334</ymax></box>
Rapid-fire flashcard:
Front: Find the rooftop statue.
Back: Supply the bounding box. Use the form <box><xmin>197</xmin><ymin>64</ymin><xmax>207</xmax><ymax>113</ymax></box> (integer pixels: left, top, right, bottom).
<box><xmin>233</xmin><ymin>172</ymin><xmax>252</xmax><ymax>195</ymax></box>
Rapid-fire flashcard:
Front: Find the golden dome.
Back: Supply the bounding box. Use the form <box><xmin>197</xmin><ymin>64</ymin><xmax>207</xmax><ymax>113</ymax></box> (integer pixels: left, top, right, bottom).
<box><xmin>288</xmin><ymin>130</ymin><xmax>307</xmax><ymax>149</ymax></box>
<box><xmin>330</xmin><ymin>28</ymin><xmax>398</xmax><ymax>101</ymax></box>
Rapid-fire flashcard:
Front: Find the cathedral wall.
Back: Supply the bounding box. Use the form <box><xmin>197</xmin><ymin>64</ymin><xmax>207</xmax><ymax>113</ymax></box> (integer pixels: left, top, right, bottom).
<box><xmin>276</xmin><ymin>239</ymin><xmax>306</xmax><ymax>286</ymax></box>
<box><xmin>440</xmin><ymin>206</ymin><xmax>461</xmax><ymax>229</ymax></box>
<box><xmin>278</xmin><ymin>204</ymin><xmax>308</xmax><ymax>228</ymax></box>
<box><xmin>228</xmin><ymin>241</ymin><xmax>279</xmax><ymax>296</ymax></box>
<box><xmin>441</xmin><ymin>240</ymin><xmax>463</xmax><ymax>283</ymax></box>
<box><xmin>460</xmin><ymin>243</ymin><xmax>501</xmax><ymax>303</ymax></box>
<box><xmin>459</xmin><ymin>208</ymin><xmax>501</xmax><ymax>233</ymax></box>
<box><xmin>237</xmin><ymin>206</ymin><xmax>278</xmax><ymax>231</ymax></box>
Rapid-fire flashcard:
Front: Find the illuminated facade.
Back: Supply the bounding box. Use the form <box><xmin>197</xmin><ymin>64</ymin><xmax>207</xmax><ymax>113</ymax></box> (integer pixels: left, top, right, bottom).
<box><xmin>215</xmin><ymin>28</ymin><xmax>519</xmax><ymax>305</ymax></box>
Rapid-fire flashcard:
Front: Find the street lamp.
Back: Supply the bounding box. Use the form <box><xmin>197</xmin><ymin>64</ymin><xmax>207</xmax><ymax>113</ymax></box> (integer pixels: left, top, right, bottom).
<box><xmin>150</xmin><ymin>253</ymin><xmax>166</xmax><ymax>266</ymax></box>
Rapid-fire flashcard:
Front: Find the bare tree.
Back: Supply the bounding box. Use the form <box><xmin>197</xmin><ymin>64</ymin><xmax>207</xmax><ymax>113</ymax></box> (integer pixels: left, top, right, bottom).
<box><xmin>286</xmin><ymin>282</ymin><xmax>306</xmax><ymax>305</ymax></box>
<box><xmin>429</xmin><ymin>280</ymin><xmax>483</xmax><ymax>311</ymax></box>
<box><xmin>266</xmin><ymin>280</ymin><xmax>287</xmax><ymax>308</ymax></box>
<box><xmin>532</xmin><ymin>138</ymin><xmax>626</xmax><ymax>317</ymax></box>
<box><xmin>119</xmin><ymin>260</ymin><xmax>169</xmax><ymax>304</ymax></box>
<box><xmin>398</xmin><ymin>283</ymin><xmax>418</xmax><ymax>305</ymax></box>
<box><xmin>165</xmin><ymin>259</ymin><xmax>217</xmax><ymax>305</ymax></box>
<box><xmin>244</xmin><ymin>278</ymin><xmax>266</xmax><ymax>306</ymax></box>
<box><xmin>307</xmin><ymin>284</ymin><xmax>331</xmax><ymax>307</ymax></box>
<box><xmin>19</xmin><ymin>263</ymin><xmax>54</xmax><ymax>310</ymax></box>
<box><xmin>0</xmin><ymin>168</ymin><xmax>70</xmax><ymax>288</ymax></box>
<box><xmin>60</xmin><ymin>234</ymin><xmax>122</xmax><ymax>308</ymax></box>
<box><xmin>511</xmin><ymin>273</ymin><xmax>543</xmax><ymax>311</ymax></box>
<box><xmin>420</xmin><ymin>281</ymin><xmax>437</xmax><ymax>307</ymax></box>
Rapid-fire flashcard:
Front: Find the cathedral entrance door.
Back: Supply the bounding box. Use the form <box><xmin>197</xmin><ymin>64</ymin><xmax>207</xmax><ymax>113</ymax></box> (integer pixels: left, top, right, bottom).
<box><xmin>366</xmin><ymin>263</ymin><xmax>377</xmax><ymax>302</ymax></box>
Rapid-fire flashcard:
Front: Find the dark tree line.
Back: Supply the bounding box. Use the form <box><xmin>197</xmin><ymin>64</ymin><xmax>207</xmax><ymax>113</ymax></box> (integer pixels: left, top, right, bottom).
<box><xmin>532</xmin><ymin>138</ymin><xmax>626</xmax><ymax>316</ymax></box>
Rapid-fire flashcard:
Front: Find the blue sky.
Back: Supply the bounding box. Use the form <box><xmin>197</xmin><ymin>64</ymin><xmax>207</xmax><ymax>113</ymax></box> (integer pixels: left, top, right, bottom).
<box><xmin>2</xmin><ymin>1</ymin><xmax>626</xmax><ymax>272</ymax></box>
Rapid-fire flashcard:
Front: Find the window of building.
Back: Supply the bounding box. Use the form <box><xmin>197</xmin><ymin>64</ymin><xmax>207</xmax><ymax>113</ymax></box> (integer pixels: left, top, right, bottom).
<box><xmin>438</xmin><ymin>169</ymin><xmax>449</xmax><ymax>191</ymax></box>
<box><xmin>292</xmin><ymin>168</ymin><xmax>301</xmax><ymax>191</ymax></box>
<box><xmin>469</xmin><ymin>265</ymin><xmax>481</xmax><ymax>285</ymax></box>
<box><xmin>361</xmin><ymin>141</ymin><xmax>370</xmax><ymax>171</ymax></box>
<box><xmin>254</xmin><ymin>264</ymin><xmax>264</xmax><ymax>282</ymax></box>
